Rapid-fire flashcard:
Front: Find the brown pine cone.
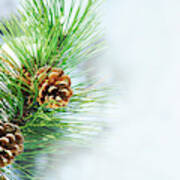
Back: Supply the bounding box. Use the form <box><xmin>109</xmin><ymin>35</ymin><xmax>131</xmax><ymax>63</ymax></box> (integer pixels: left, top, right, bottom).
<box><xmin>22</xmin><ymin>65</ymin><xmax>32</xmax><ymax>86</ymax></box>
<box><xmin>0</xmin><ymin>121</ymin><xmax>24</xmax><ymax>168</ymax></box>
<box><xmin>17</xmin><ymin>65</ymin><xmax>33</xmax><ymax>103</ymax></box>
<box><xmin>35</xmin><ymin>66</ymin><xmax>73</xmax><ymax>108</ymax></box>
<box><xmin>17</xmin><ymin>65</ymin><xmax>32</xmax><ymax>88</ymax></box>
<box><xmin>0</xmin><ymin>174</ymin><xmax>7</xmax><ymax>180</ymax></box>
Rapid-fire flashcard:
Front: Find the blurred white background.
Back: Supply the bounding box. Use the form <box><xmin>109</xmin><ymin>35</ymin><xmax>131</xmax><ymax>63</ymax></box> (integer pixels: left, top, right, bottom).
<box><xmin>1</xmin><ymin>0</ymin><xmax>180</xmax><ymax>179</ymax></box>
<box><xmin>57</xmin><ymin>1</ymin><xmax>180</xmax><ymax>180</ymax></box>
<box><xmin>0</xmin><ymin>0</ymin><xmax>17</xmax><ymax>18</ymax></box>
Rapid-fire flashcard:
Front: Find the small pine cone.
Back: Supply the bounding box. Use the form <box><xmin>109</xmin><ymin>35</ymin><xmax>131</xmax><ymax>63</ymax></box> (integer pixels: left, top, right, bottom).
<box><xmin>21</xmin><ymin>65</ymin><xmax>32</xmax><ymax>86</ymax></box>
<box><xmin>0</xmin><ymin>174</ymin><xmax>7</xmax><ymax>180</ymax></box>
<box><xmin>35</xmin><ymin>66</ymin><xmax>73</xmax><ymax>108</ymax></box>
<box><xmin>0</xmin><ymin>121</ymin><xmax>24</xmax><ymax>168</ymax></box>
<box><xmin>18</xmin><ymin>65</ymin><xmax>33</xmax><ymax>103</ymax></box>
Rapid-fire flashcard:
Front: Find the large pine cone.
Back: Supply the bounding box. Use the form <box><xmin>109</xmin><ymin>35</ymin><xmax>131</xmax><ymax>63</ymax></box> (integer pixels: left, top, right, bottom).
<box><xmin>0</xmin><ymin>121</ymin><xmax>24</xmax><ymax>167</ymax></box>
<box><xmin>35</xmin><ymin>66</ymin><xmax>73</xmax><ymax>108</ymax></box>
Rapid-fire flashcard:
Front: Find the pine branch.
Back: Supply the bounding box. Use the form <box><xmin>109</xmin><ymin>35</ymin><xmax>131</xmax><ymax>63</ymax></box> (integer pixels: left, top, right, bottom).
<box><xmin>0</xmin><ymin>0</ymin><xmax>107</xmax><ymax>179</ymax></box>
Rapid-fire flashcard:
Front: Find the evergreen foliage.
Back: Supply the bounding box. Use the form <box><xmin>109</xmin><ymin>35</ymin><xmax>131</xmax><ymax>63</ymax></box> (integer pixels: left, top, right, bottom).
<box><xmin>0</xmin><ymin>0</ymin><xmax>105</xmax><ymax>179</ymax></box>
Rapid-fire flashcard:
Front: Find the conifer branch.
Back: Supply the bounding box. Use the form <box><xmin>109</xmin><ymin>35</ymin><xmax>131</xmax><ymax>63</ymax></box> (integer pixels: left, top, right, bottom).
<box><xmin>0</xmin><ymin>0</ymin><xmax>106</xmax><ymax>179</ymax></box>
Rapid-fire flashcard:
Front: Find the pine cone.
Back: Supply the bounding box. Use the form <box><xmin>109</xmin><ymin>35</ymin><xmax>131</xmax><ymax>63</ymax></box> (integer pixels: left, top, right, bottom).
<box><xmin>36</xmin><ymin>66</ymin><xmax>73</xmax><ymax>108</ymax></box>
<box><xmin>22</xmin><ymin>65</ymin><xmax>32</xmax><ymax>86</ymax></box>
<box><xmin>20</xmin><ymin>65</ymin><xmax>37</xmax><ymax>105</ymax></box>
<box><xmin>18</xmin><ymin>65</ymin><xmax>32</xmax><ymax>103</ymax></box>
<box><xmin>0</xmin><ymin>121</ymin><xmax>24</xmax><ymax>168</ymax></box>
<box><xmin>0</xmin><ymin>174</ymin><xmax>7</xmax><ymax>180</ymax></box>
